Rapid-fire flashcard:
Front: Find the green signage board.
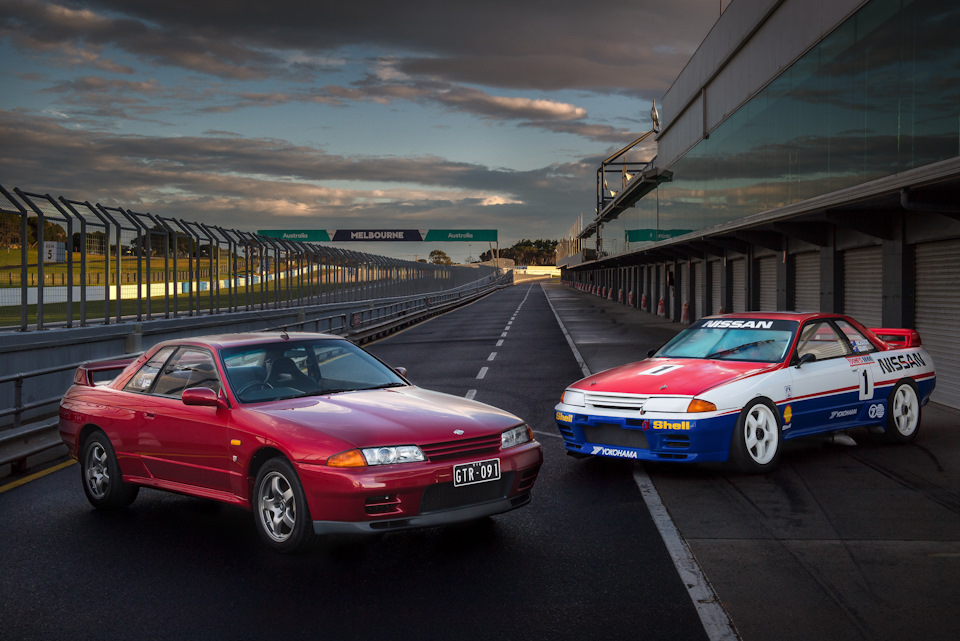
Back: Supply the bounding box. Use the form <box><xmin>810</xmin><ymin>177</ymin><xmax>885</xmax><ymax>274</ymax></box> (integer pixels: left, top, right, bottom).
<box><xmin>423</xmin><ymin>229</ymin><xmax>498</xmax><ymax>242</ymax></box>
<box><xmin>625</xmin><ymin>229</ymin><xmax>693</xmax><ymax>242</ymax></box>
<box><xmin>258</xmin><ymin>230</ymin><xmax>331</xmax><ymax>242</ymax></box>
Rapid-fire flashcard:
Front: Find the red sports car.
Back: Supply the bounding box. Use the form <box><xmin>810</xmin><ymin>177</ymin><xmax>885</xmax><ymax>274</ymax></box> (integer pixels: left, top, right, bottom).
<box><xmin>59</xmin><ymin>333</ymin><xmax>542</xmax><ymax>552</ymax></box>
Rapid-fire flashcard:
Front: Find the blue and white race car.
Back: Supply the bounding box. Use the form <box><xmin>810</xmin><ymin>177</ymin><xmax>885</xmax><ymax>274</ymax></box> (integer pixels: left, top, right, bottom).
<box><xmin>555</xmin><ymin>312</ymin><xmax>936</xmax><ymax>472</ymax></box>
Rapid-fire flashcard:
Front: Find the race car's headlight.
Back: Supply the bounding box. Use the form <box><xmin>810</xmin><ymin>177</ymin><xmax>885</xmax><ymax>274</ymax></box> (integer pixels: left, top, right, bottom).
<box><xmin>561</xmin><ymin>389</ymin><xmax>585</xmax><ymax>407</ymax></box>
<box><xmin>686</xmin><ymin>398</ymin><xmax>717</xmax><ymax>413</ymax></box>
<box><xmin>641</xmin><ymin>397</ymin><xmax>691</xmax><ymax>413</ymax></box>
<box><xmin>362</xmin><ymin>445</ymin><xmax>426</xmax><ymax>465</ymax></box>
<box><xmin>502</xmin><ymin>424</ymin><xmax>533</xmax><ymax>449</ymax></box>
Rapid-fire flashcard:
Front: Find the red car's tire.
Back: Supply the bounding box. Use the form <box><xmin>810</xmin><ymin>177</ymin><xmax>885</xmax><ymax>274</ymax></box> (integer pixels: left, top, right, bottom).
<box><xmin>253</xmin><ymin>457</ymin><xmax>314</xmax><ymax>553</ymax></box>
<box><xmin>80</xmin><ymin>431</ymin><xmax>139</xmax><ymax>509</ymax></box>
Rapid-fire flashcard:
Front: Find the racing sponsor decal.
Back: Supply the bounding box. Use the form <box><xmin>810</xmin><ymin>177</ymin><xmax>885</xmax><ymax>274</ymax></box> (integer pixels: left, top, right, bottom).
<box><xmin>846</xmin><ymin>355</ymin><xmax>875</xmax><ymax>367</ymax></box>
<box><xmin>591</xmin><ymin>445</ymin><xmax>639</xmax><ymax>459</ymax></box>
<box><xmin>784</xmin><ymin>385</ymin><xmax>792</xmax><ymax>399</ymax></box>
<box><xmin>702</xmin><ymin>319</ymin><xmax>774</xmax><ymax>329</ymax></box>
<box><xmin>782</xmin><ymin>405</ymin><xmax>793</xmax><ymax>424</ymax></box>
<box><xmin>868</xmin><ymin>403</ymin><xmax>885</xmax><ymax>419</ymax></box>
<box><xmin>556</xmin><ymin>411</ymin><xmax>573</xmax><ymax>423</ymax></box>
<box><xmin>850</xmin><ymin>339</ymin><xmax>873</xmax><ymax>353</ymax></box>
<box><xmin>876</xmin><ymin>352</ymin><xmax>927</xmax><ymax>374</ymax></box>
<box><xmin>641</xmin><ymin>419</ymin><xmax>693</xmax><ymax>431</ymax></box>
<box><xmin>829</xmin><ymin>408</ymin><xmax>858</xmax><ymax>420</ymax></box>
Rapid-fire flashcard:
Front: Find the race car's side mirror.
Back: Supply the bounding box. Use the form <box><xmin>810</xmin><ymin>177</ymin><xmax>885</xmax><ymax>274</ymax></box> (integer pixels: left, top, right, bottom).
<box><xmin>795</xmin><ymin>353</ymin><xmax>817</xmax><ymax>368</ymax></box>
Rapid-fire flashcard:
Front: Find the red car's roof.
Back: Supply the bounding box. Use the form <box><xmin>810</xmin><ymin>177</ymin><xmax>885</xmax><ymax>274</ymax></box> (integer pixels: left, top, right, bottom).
<box><xmin>157</xmin><ymin>332</ymin><xmax>345</xmax><ymax>350</ymax></box>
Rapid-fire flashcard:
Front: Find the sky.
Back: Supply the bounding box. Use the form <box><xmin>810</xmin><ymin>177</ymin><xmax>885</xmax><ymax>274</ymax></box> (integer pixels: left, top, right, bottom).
<box><xmin>0</xmin><ymin>0</ymin><xmax>723</xmax><ymax>262</ymax></box>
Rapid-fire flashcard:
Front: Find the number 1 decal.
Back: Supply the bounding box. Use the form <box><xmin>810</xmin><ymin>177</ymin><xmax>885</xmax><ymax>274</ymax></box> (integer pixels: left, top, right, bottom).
<box><xmin>641</xmin><ymin>364</ymin><xmax>683</xmax><ymax>376</ymax></box>
<box><xmin>859</xmin><ymin>367</ymin><xmax>874</xmax><ymax>400</ymax></box>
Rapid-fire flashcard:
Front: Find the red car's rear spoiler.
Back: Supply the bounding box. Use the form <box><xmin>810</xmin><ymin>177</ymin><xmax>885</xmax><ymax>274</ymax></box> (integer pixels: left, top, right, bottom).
<box><xmin>870</xmin><ymin>328</ymin><xmax>922</xmax><ymax>348</ymax></box>
<box><xmin>73</xmin><ymin>358</ymin><xmax>136</xmax><ymax>386</ymax></box>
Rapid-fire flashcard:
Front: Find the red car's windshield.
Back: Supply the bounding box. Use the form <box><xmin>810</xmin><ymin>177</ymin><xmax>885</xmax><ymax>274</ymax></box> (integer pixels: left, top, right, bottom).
<box><xmin>220</xmin><ymin>339</ymin><xmax>407</xmax><ymax>403</ymax></box>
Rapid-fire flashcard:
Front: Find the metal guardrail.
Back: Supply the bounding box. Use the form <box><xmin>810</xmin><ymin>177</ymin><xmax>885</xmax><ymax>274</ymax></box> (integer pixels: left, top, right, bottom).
<box><xmin>0</xmin><ymin>270</ymin><xmax>512</xmax><ymax>475</ymax></box>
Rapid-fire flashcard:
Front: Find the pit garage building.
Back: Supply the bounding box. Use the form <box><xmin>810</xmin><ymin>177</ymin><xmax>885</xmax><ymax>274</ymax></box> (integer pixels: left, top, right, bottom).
<box><xmin>558</xmin><ymin>0</ymin><xmax>960</xmax><ymax>408</ymax></box>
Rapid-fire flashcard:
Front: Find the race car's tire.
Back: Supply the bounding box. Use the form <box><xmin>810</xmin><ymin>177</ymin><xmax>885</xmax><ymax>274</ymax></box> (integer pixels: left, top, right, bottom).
<box><xmin>883</xmin><ymin>379</ymin><xmax>921</xmax><ymax>443</ymax></box>
<box><xmin>253</xmin><ymin>457</ymin><xmax>314</xmax><ymax>553</ymax></box>
<box><xmin>730</xmin><ymin>398</ymin><xmax>782</xmax><ymax>473</ymax></box>
<box><xmin>80</xmin><ymin>431</ymin><xmax>139</xmax><ymax>509</ymax></box>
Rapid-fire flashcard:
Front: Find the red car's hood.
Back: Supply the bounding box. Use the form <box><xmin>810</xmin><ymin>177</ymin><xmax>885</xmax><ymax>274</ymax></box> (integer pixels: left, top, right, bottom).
<box><xmin>246</xmin><ymin>386</ymin><xmax>521</xmax><ymax>448</ymax></box>
<box><xmin>570</xmin><ymin>358</ymin><xmax>778</xmax><ymax>396</ymax></box>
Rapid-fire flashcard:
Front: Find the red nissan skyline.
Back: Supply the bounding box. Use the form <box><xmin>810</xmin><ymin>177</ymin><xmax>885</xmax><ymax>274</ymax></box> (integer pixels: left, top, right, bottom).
<box><xmin>59</xmin><ymin>333</ymin><xmax>542</xmax><ymax>552</ymax></box>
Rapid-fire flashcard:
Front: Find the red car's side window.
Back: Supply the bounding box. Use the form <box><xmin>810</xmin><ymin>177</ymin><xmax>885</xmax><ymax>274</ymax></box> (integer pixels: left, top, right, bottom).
<box><xmin>152</xmin><ymin>349</ymin><xmax>222</xmax><ymax>398</ymax></box>
<box><xmin>123</xmin><ymin>346</ymin><xmax>177</xmax><ymax>393</ymax></box>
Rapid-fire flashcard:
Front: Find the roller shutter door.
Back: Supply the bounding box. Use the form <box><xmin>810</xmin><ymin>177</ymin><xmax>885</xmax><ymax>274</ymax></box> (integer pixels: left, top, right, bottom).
<box><xmin>915</xmin><ymin>239</ymin><xmax>960</xmax><ymax>409</ymax></box>
<box><xmin>693</xmin><ymin>260</ymin><xmax>703</xmax><ymax>321</ymax></box>
<box><xmin>793</xmin><ymin>252</ymin><xmax>820</xmax><ymax>312</ymax></box>
<box><xmin>758</xmin><ymin>255</ymin><xmax>777</xmax><ymax>311</ymax></box>
<box><xmin>731</xmin><ymin>258</ymin><xmax>746</xmax><ymax>312</ymax></box>
<box><xmin>679</xmin><ymin>262</ymin><xmax>689</xmax><ymax>322</ymax></box>
<box><xmin>710</xmin><ymin>260</ymin><xmax>723</xmax><ymax>314</ymax></box>
<box><xmin>666</xmin><ymin>263</ymin><xmax>675</xmax><ymax>319</ymax></box>
<box><xmin>843</xmin><ymin>246</ymin><xmax>883</xmax><ymax>327</ymax></box>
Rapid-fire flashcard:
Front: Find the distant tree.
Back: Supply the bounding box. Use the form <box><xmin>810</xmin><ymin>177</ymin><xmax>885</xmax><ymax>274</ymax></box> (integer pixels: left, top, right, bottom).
<box><xmin>429</xmin><ymin>249</ymin><xmax>453</xmax><ymax>265</ymax></box>
<box><xmin>481</xmin><ymin>239</ymin><xmax>557</xmax><ymax>266</ymax></box>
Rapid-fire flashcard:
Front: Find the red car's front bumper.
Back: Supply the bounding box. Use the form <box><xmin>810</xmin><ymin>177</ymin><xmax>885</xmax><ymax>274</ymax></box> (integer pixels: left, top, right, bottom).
<box><xmin>295</xmin><ymin>441</ymin><xmax>543</xmax><ymax>534</ymax></box>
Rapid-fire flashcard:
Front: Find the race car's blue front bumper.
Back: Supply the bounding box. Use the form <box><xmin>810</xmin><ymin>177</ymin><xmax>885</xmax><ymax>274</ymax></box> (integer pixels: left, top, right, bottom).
<box><xmin>554</xmin><ymin>406</ymin><xmax>738</xmax><ymax>463</ymax></box>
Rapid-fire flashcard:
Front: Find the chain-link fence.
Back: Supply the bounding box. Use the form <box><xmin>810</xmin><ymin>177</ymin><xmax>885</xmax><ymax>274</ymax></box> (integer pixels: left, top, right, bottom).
<box><xmin>0</xmin><ymin>184</ymin><xmax>500</xmax><ymax>332</ymax></box>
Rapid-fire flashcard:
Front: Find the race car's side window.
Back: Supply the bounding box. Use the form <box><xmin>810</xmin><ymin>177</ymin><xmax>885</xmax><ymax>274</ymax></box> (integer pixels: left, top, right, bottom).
<box><xmin>835</xmin><ymin>319</ymin><xmax>878</xmax><ymax>354</ymax></box>
<box><xmin>796</xmin><ymin>321</ymin><xmax>851</xmax><ymax>361</ymax></box>
<box><xmin>123</xmin><ymin>346</ymin><xmax>177</xmax><ymax>393</ymax></box>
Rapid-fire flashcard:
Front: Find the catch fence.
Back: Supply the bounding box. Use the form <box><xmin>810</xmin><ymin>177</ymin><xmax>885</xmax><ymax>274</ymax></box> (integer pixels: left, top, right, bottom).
<box><xmin>0</xmin><ymin>184</ymin><xmax>498</xmax><ymax>332</ymax></box>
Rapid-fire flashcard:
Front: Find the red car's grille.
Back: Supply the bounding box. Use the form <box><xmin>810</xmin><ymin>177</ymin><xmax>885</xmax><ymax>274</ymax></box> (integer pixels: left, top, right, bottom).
<box><xmin>419</xmin><ymin>473</ymin><xmax>513</xmax><ymax>513</ymax></box>
<box><xmin>420</xmin><ymin>433</ymin><xmax>502</xmax><ymax>462</ymax></box>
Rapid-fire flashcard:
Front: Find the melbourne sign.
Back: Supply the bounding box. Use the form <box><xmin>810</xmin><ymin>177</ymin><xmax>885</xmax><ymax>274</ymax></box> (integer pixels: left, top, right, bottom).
<box><xmin>258</xmin><ymin>229</ymin><xmax>498</xmax><ymax>242</ymax></box>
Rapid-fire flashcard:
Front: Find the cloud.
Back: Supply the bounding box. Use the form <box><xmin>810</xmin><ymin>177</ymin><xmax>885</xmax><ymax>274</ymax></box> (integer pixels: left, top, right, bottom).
<box><xmin>0</xmin><ymin>110</ymin><xmax>592</xmax><ymax>239</ymax></box>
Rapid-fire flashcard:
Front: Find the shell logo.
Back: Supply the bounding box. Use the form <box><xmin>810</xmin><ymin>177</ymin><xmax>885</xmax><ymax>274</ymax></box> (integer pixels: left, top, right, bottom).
<box><xmin>783</xmin><ymin>405</ymin><xmax>793</xmax><ymax>424</ymax></box>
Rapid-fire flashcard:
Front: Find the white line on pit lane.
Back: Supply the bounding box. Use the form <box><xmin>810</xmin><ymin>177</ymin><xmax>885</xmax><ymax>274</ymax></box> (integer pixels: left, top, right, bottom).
<box><xmin>541</xmin><ymin>282</ymin><xmax>738</xmax><ymax>641</ymax></box>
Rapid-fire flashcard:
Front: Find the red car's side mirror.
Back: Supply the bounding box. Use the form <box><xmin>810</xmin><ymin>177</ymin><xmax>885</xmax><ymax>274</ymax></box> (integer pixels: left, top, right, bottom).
<box><xmin>182</xmin><ymin>387</ymin><xmax>228</xmax><ymax>409</ymax></box>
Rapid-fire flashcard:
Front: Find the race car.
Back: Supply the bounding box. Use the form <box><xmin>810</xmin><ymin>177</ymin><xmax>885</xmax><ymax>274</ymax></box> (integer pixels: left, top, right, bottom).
<box><xmin>554</xmin><ymin>312</ymin><xmax>936</xmax><ymax>472</ymax></box>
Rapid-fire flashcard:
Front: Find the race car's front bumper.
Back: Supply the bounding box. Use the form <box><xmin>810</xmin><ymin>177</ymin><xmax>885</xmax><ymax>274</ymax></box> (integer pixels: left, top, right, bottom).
<box><xmin>554</xmin><ymin>403</ymin><xmax>738</xmax><ymax>463</ymax></box>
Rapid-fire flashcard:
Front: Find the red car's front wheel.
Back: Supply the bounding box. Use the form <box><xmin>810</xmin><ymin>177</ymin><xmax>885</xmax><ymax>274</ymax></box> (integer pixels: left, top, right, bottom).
<box><xmin>253</xmin><ymin>457</ymin><xmax>314</xmax><ymax>553</ymax></box>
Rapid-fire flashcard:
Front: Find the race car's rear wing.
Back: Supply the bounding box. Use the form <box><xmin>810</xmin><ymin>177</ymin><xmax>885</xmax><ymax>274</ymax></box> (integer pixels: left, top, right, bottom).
<box><xmin>870</xmin><ymin>328</ymin><xmax>922</xmax><ymax>348</ymax></box>
<box><xmin>72</xmin><ymin>358</ymin><xmax>137</xmax><ymax>386</ymax></box>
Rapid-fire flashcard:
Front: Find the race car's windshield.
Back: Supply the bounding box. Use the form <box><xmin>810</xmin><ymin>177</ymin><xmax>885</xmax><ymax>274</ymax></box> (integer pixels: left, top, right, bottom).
<box><xmin>654</xmin><ymin>319</ymin><xmax>798</xmax><ymax>363</ymax></box>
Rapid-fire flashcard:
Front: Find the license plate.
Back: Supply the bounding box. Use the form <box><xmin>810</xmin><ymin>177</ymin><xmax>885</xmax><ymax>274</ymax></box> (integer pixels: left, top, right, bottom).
<box><xmin>453</xmin><ymin>459</ymin><xmax>501</xmax><ymax>487</ymax></box>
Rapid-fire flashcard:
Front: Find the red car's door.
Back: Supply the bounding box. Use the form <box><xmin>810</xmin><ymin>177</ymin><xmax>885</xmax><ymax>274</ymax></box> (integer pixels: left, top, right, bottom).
<box><xmin>136</xmin><ymin>347</ymin><xmax>233</xmax><ymax>493</ymax></box>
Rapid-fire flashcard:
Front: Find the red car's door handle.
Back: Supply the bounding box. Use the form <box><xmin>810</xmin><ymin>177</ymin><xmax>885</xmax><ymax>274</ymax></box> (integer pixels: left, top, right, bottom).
<box><xmin>143</xmin><ymin>412</ymin><xmax>155</xmax><ymax>420</ymax></box>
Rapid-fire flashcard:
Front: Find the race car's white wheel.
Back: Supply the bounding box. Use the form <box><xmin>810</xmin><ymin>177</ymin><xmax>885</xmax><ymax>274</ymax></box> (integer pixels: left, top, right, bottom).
<box><xmin>884</xmin><ymin>380</ymin><xmax>921</xmax><ymax>443</ymax></box>
<box><xmin>730</xmin><ymin>399</ymin><xmax>782</xmax><ymax>473</ymax></box>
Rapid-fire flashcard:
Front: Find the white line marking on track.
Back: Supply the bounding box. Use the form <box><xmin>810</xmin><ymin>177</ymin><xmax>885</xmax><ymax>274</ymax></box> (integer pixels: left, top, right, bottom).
<box><xmin>477</xmin><ymin>367</ymin><xmax>488</xmax><ymax>379</ymax></box>
<box><xmin>465</xmin><ymin>390</ymin><xmax>477</xmax><ymax>400</ymax></box>
<box><xmin>541</xmin><ymin>283</ymin><xmax>738</xmax><ymax>641</ymax></box>
<box><xmin>496</xmin><ymin>339</ymin><xmax>504</xmax><ymax>347</ymax></box>
<box><xmin>488</xmin><ymin>352</ymin><xmax>497</xmax><ymax>361</ymax></box>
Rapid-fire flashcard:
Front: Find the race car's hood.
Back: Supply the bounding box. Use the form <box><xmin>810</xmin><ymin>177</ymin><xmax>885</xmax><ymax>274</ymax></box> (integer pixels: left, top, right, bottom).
<box><xmin>569</xmin><ymin>358</ymin><xmax>778</xmax><ymax>396</ymax></box>
<box><xmin>246</xmin><ymin>386</ymin><xmax>522</xmax><ymax>449</ymax></box>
